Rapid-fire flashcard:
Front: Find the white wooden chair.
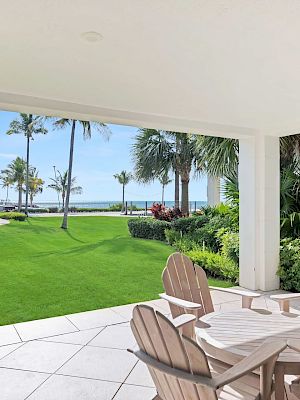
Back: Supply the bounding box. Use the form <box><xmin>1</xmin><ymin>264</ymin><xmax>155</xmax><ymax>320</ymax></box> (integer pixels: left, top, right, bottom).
<box><xmin>160</xmin><ymin>252</ymin><xmax>261</xmax><ymax>336</ymax></box>
<box><xmin>129</xmin><ymin>304</ymin><xmax>287</xmax><ymax>400</ymax></box>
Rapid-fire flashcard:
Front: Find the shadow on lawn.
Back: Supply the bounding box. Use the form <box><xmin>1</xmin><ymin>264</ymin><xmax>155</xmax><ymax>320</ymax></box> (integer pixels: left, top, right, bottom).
<box><xmin>32</xmin><ymin>235</ymin><xmax>166</xmax><ymax>258</ymax></box>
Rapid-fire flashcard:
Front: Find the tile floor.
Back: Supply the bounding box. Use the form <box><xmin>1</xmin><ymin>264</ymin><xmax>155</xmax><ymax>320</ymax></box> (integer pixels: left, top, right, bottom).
<box><xmin>0</xmin><ymin>291</ymin><xmax>296</xmax><ymax>399</ymax></box>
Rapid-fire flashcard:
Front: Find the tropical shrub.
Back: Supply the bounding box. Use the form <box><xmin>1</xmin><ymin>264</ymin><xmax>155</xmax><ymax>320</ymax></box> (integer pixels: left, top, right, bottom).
<box><xmin>151</xmin><ymin>203</ymin><xmax>182</xmax><ymax>222</ymax></box>
<box><xmin>164</xmin><ymin>228</ymin><xmax>181</xmax><ymax>246</ymax></box>
<box><xmin>278</xmin><ymin>238</ymin><xmax>300</xmax><ymax>291</ymax></box>
<box><xmin>128</xmin><ymin>218</ymin><xmax>170</xmax><ymax>241</ymax></box>
<box><xmin>187</xmin><ymin>249</ymin><xmax>239</xmax><ymax>282</ymax></box>
<box><xmin>0</xmin><ymin>212</ymin><xmax>26</xmax><ymax>221</ymax></box>
<box><xmin>218</xmin><ymin>229</ymin><xmax>239</xmax><ymax>264</ymax></box>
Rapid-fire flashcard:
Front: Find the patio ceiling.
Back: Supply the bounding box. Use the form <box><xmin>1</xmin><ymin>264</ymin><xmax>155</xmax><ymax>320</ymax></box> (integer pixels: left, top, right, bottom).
<box><xmin>1</xmin><ymin>0</ymin><xmax>300</xmax><ymax>138</ymax></box>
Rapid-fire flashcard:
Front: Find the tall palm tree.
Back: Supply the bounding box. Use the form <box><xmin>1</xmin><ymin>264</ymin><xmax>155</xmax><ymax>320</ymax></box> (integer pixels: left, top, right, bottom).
<box><xmin>1</xmin><ymin>157</ymin><xmax>26</xmax><ymax>211</ymax></box>
<box><xmin>48</xmin><ymin>170</ymin><xmax>82</xmax><ymax>209</ymax></box>
<box><xmin>113</xmin><ymin>170</ymin><xmax>132</xmax><ymax>213</ymax></box>
<box><xmin>132</xmin><ymin>129</ymin><xmax>197</xmax><ymax>215</ymax></box>
<box><xmin>158</xmin><ymin>172</ymin><xmax>172</xmax><ymax>204</ymax></box>
<box><xmin>28</xmin><ymin>168</ymin><xmax>44</xmax><ymax>207</ymax></box>
<box><xmin>6</xmin><ymin>113</ymin><xmax>47</xmax><ymax>215</ymax></box>
<box><xmin>0</xmin><ymin>173</ymin><xmax>13</xmax><ymax>202</ymax></box>
<box><xmin>52</xmin><ymin>119</ymin><xmax>110</xmax><ymax>229</ymax></box>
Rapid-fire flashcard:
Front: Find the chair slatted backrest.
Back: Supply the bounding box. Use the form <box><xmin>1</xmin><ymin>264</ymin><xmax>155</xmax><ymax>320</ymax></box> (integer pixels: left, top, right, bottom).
<box><xmin>131</xmin><ymin>305</ymin><xmax>217</xmax><ymax>400</ymax></box>
<box><xmin>162</xmin><ymin>253</ymin><xmax>214</xmax><ymax>318</ymax></box>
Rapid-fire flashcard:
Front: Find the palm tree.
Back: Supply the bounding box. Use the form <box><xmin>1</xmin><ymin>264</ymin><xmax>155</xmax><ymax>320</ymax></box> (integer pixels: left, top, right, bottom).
<box><xmin>1</xmin><ymin>157</ymin><xmax>26</xmax><ymax>211</ymax></box>
<box><xmin>48</xmin><ymin>170</ymin><xmax>82</xmax><ymax>209</ymax></box>
<box><xmin>158</xmin><ymin>172</ymin><xmax>172</xmax><ymax>204</ymax></box>
<box><xmin>195</xmin><ymin>136</ymin><xmax>239</xmax><ymax>178</ymax></box>
<box><xmin>0</xmin><ymin>173</ymin><xmax>13</xmax><ymax>202</ymax></box>
<box><xmin>52</xmin><ymin>119</ymin><xmax>110</xmax><ymax>229</ymax></box>
<box><xmin>113</xmin><ymin>170</ymin><xmax>132</xmax><ymax>213</ymax></box>
<box><xmin>28</xmin><ymin>168</ymin><xmax>44</xmax><ymax>207</ymax></box>
<box><xmin>6</xmin><ymin>113</ymin><xmax>47</xmax><ymax>215</ymax></box>
<box><xmin>132</xmin><ymin>129</ymin><xmax>197</xmax><ymax>215</ymax></box>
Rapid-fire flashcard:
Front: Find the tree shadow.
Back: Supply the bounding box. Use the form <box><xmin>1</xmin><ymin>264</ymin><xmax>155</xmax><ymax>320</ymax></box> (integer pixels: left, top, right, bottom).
<box><xmin>32</xmin><ymin>235</ymin><xmax>163</xmax><ymax>258</ymax></box>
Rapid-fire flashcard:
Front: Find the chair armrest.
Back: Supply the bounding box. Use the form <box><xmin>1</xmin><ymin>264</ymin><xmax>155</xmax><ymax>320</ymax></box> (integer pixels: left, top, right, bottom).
<box><xmin>171</xmin><ymin>314</ymin><xmax>196</xmax><ymax>329</ymax></box>
<box><xmin>270</xmin><ymin>293</ymin><xmax>300</xmax><ymax>312</ymax></box>
<box><xmin>209</xmin><ymin>286</ymin><xmax>260</xmax><ymax>309</ymax></box>
<box><xmin>213</xmin><ymin>340</ymin><xmax>287</xmax><ymax>389</ymax></box>
<box><xmin>159</xmin><ymin>293</ymin><xmax>202</xmax><ymax>310</ymax></box>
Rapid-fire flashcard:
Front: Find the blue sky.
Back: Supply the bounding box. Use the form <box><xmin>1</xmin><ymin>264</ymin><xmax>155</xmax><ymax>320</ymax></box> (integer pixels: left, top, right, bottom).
<box><xmin>0</xmin><ymin>111</ymin><xmax>207</xmax><ymax>204</ymax></box>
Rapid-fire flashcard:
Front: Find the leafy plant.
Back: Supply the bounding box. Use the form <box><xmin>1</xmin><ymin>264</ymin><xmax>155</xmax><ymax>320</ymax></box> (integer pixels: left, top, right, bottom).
<box><xmin>187</xmin><ymin>249</ymin><xmax>239</xmax><ymax>282</ymax></box>
<box><xmin>278</xmin><ymin>238</ymin><xmax>300</xmax><ymax>291</ymax></box>
<box><xmin>150</xmin><ymin>203</ymin><xmax>182</xmax><ymax>222</ymax></box>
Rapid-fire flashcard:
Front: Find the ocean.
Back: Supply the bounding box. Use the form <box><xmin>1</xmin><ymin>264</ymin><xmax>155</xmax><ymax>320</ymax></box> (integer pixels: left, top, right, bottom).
<box><xmin>36</xmin><ymin>200</ymin><xmax>207</xmax><ymax>210</ymax></box>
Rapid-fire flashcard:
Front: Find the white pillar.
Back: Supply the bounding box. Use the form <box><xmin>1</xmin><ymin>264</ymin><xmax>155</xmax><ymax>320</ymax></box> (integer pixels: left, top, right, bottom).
<box><xmin>239</xmin><ymin>135</ymin><xmax>280</xmax><ymax>291</ymax></box>
<box><xmin>207</xmin><ymin>175</ymin><xmax>220</xmax><ymax>206</ymax></box>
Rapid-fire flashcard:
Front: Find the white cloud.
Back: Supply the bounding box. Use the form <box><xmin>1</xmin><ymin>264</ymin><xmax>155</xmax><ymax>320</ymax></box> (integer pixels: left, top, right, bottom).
<box><xmin>0</xmin><ymin>153</ymin><xmax>18</xmax><ymax>159</ymax></box>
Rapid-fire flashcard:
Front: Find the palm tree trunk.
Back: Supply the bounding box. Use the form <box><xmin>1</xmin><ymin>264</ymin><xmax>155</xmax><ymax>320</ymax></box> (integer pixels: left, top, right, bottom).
<box><xmin>174</xmin><ymin>170</ymin><xmax>179</xmax><ymax>208</ymax></box>
<box><xmin>30</xmin><ymin>194</ymin><xmax>33</xmax><ymax>207</ymax></box>
<box><xmin>122</xmin><ymin>184</ymin><xmax>125</xmax><ymax>212</ymax></box>
<box><xmin>62</xmin><ymin>120</ymin><xmax>76</xmax><ymax>229</ymax></box>
<box><xmin>25</xmin><ymin>118</ymin><xmax>31</xmax><ymax>216</ymax></box>
<box><xmin>6</xmin><ymin>186</ymin><xmax>9</xmax><ymax>203</ymax></box>
<box><xmin>162</xmin><ymin>184</ymin><xmax>165</xmax><ymax>204</ymax></box>
<box><xmin>18</xmin><ymin>185</ymin><xmax>22</xmax><ymax>212</ymax></box>
<box><xmin>62</xmin><ymin>193</ymin><xmax>65</xmax><ymax>210</ymax></box>
<box><xmin>181</xmin><ymin>174</ymin><xmax>190</xmax><ymax>216</ymax></box>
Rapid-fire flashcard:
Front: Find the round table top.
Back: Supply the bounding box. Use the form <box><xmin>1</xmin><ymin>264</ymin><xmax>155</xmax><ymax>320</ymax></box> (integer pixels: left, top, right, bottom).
<box><xmin>196</xmin><ymin>308</ymin><xmax>300</xmax><ymax>363</ymax></box>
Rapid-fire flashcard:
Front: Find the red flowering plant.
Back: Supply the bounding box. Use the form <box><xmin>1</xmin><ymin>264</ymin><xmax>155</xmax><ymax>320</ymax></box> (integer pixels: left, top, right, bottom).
<box><xmin>150</xmin><ymin>202</ymin><xmax>182</xmax><ymax>222</ymax></box>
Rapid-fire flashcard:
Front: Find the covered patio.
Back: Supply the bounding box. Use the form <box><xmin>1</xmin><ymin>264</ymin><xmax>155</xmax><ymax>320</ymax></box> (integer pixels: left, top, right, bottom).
<box><xmin>1</xmin><ymin>0</ymin><xmax>300</xmax><ymax>399</ymax></box>
<box><xmin>0</xmin><ymin>291</ymin><xmax>292</xmax><ymax>400</ymax></box>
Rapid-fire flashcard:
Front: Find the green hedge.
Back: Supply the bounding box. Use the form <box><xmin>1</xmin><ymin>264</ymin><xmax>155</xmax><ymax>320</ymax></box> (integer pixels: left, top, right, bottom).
<box><xmin>0</xmin><ymin>212</ymin><xmax>27</xmax><ymax>221</ymax></box>
<box><xmin>171</xmin><ymin>215</ymin><xmax>209</xmax><ymax>234</ymax></box>
<box><xmin>128</xmin><ymin>218</ymin><xmax>170</xmax><ymax>241</ymax></box>
<box><xmin>187</xmin><ymin>249</ymin><xmax>239</xmax><ymax>282</ymax></box>
<box><xmin>22</xmin><ymin>208</ymin><xmax>49</xmax><ymax>213</ymax></box>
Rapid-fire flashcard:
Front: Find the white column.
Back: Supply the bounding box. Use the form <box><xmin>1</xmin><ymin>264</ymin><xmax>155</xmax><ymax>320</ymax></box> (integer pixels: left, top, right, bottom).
<box><xmin>207</xmin><ymin>175</ymin><xmax>220</xmax><ymax>206</ymax></box>
<box><xmin>239</xmin><ymin>135</ymin><xmax>280</xmax><ymax>291</ymax></box>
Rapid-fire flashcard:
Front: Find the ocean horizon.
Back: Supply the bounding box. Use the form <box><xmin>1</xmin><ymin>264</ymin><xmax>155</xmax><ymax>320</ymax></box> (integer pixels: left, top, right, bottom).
<box><xmin>35</xmin><ymin>200</ymin><xmax>207</xmax><ymax>209</ymax></box>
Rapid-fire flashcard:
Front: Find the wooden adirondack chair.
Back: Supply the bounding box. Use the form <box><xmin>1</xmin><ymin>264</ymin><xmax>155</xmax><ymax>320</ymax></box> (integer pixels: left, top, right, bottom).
<box><xmin>129</xmin><ymin>304</ymin><xmax>286</xmax><ymax>400</ymax></box>
<box><xmin>160</xmin><ymin>253</ymin><xmax>261</xmax><ymax>333</ymax></box>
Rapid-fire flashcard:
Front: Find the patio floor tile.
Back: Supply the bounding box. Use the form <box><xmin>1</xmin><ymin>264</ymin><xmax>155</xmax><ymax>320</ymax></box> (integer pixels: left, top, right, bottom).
<box><xmin>125</xmin><ymin>361</ymin><xmax>154</xmax><ymax>387</ymax></box>
<box><xmin>27</xmin><ymin>374</ymin><xmax>120</xmax><ymax>400</ymax></box>
<box><xmin>0</xmin><ymin>343</ymin><xmax>24</xmax><ymax>360</ymax></box>
<box><xmin>14</xmin><ymin>316</ymin><xmax>77</xmax><ymax>341</ymax></box>
<box><xmin>0</xmin><ymin>325</ymin><xmax>21</xmax><ymax>346</ymax></box>
<box><xmin>57</xmin><ymin>346</ymin><xmax>136</xmax><ymax>382</ymax></box>
<box><xmin>40</xmin><ymin>327</ymin><xmax>104</xmax><ymax>345</ymax></box>
<box><xmin>113</xmin><ymin>384</ymin><xmax>156</xmax><ymax>399</ymax></box>
<box><xmin>111</xmin><ymin>303</ymin><xmax>138</xmax><ymax>321</ymax></box>
<box><xmin>88</xmin><ymin>325</ymin><xmax>136</xmax><ymax>350</ymax></box>
<box><xmin>0</xmin><ymin>368</ymin><xmax>49</xmax><ymax>400</ymax></box>
<box><xmin>66</xmin><ymin>308</ymin><xmax>126</xmax><ymax>330</ymax></box>
<box><xmin>0</xmin><ymin>340</ymin><xmax>82</xmax><ymax>373</ymax></box>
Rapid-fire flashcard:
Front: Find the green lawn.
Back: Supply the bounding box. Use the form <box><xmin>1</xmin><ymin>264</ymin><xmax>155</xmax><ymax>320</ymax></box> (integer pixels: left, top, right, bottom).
<box><xmin>0</xmin><ymin>216</ymin><xmax>231</xmax><ymax>325</ymax></box>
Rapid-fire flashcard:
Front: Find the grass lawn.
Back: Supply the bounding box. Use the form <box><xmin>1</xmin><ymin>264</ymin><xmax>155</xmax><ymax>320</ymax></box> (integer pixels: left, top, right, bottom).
<box><xmin>0</xmin><ymin>216</ymin><xmax>232</xmax><ymax>325</ymax></box>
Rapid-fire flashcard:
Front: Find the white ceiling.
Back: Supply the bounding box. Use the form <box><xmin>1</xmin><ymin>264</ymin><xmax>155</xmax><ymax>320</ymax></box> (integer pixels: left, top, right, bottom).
<box><xmin>1</xmin><ymin>0</ymin><xmax>300</xmax><ymax>138</ymax></box>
